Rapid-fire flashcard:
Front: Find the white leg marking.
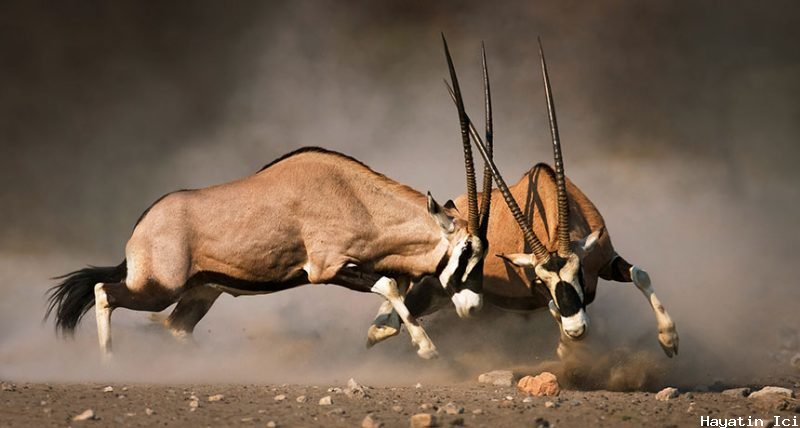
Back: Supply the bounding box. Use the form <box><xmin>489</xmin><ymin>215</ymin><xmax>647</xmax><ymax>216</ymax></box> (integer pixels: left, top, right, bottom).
<box><xmin>371</xmin><ymin>277</ymin><xmax>438</xmax><ymax>359</ymax></box>
<box><xmin>631</xmin><ymin>266</ymin><xmax>679</xmax><ymax>357</ymax></box>
<box><xmin>94</xmin><ymin>283</ymin><xmax>113</xmax><ymax>361</ymax></box>
<box><xmin>451</xmin><ymin>288</ymin><xmax>482</xmax><ymax>318</ymax></box>
<box><xmin>366</xmin><ymin>300</ymin><xmax>400</xmax><ymax>347</ymax></box>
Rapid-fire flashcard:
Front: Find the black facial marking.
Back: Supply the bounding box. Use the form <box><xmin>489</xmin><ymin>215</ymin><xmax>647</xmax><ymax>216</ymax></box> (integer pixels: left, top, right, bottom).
<box><xmin>554</xmin><ymin>281</ymin><xmax>582</xmax><ymax>317</ymax></box>
<box><xmin>541</xmin><ymin>256</ymin><xmax>567</xmax><ymax>273</ymax></box>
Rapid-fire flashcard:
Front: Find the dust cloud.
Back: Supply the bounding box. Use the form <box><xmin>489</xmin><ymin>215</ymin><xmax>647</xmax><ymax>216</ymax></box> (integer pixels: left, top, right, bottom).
<box><xmin>1</xmin><ymin>1</ymin><xmax>799</xmax><ymax>389</ymax></box>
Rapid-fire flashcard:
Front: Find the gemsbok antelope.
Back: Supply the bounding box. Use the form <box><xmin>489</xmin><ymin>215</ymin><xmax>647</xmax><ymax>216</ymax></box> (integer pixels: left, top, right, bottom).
<box><xmin>45</xmin><ymin>109</ymin><xmax>493</xmax><ymax>359</ymax></box>
<box><xmin>368</xmin><ymin>39</ymin><xmax>679</xmax><ymax>358</ymax></box>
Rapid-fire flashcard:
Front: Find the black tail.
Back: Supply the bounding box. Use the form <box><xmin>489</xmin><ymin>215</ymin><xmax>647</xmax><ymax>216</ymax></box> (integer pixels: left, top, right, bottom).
<box><xmin>45</xmin><ymin>260</ymin><xmax>127</xmax><ymax>336</ymax></box>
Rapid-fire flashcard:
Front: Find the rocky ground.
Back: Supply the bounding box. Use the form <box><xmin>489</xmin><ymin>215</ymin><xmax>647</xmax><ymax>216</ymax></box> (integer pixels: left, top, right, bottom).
<box><xmin>3</xmin><ymin>376</ymin><xmax>800</xmax><ymax>428</ymax></box>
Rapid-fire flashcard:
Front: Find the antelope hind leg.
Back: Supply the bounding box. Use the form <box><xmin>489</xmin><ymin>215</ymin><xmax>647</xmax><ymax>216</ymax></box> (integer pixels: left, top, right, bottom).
<box><xmin>163</xmin><ymin>285</ymin><xmax>222</xmax><ymax>342</ymax></box>
<box><xmin>371</xmin><ymin>277</ymin><xmax>438</xmax><ymax>359</ymax></box>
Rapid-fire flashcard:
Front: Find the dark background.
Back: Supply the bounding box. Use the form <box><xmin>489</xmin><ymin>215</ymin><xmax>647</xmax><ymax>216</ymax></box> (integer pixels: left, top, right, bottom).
<box><xmin>1</xmin><ymin>1</ymin><xmax>798</xmax><ymax>385</ymax></box>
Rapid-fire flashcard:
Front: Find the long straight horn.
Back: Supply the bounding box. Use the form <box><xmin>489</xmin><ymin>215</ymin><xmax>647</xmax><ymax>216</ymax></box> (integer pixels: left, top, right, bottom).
<box><xmin>478</xmin><ymin>42</ymin><xmax>493</xmax><ymax>233</ymax></box>
<box><xmin>442</xmin><ymin>34</ymin><xmax>479</xmax><ymax>235</ymax></box>
<box><xmin>538</xmin><ymin>37</ymin><xmax>571</xmax><ymax>256</ymax></box>
<box><xmin>445</xmin><ymin>82</ymin><xmax>550</xmax><ymax>263</ymax></box>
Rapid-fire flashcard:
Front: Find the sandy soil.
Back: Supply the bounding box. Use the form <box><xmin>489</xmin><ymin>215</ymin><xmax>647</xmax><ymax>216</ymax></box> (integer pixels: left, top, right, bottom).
<box><xmin>3</xmin><ymin>379</ymin><xmax>800</xmax><ymax>428</ymax></box>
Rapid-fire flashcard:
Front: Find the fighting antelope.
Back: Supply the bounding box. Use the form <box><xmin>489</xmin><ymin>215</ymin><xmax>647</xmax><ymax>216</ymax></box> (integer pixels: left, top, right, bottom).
<box><xmin>369</xmin><ymin>39</ymin><xmax>679</xmax><ymax>358</ymax></box>
<box><xmin>46</xmin><ymin>137</ymin><xmax>492</xmax><ymax>359</ymax></box>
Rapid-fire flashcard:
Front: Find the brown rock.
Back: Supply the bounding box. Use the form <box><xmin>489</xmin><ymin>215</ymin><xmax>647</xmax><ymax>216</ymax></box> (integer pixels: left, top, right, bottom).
<box><xmin>72</xmin><ymin>409</ymin><xmax>97</xmax><ymax>421</ymax></box>
<box><xmin>721</xmin><ymin>387</ymin><xmax>750</xmax><ymax>398</ymax></box>
<box><xmin>655</xmin><ymin>387</ymin><xmax>679</xmax><ymax>401</ymax></box>
<box><xmin>410</xmin><ymin>413</ymin><xmax>438</xmax><ymax>428</ymax></box>
<box><xmin>517</xmin><ymin>372</ymin><xmax>560</xmax><ymax>397</ymax></box>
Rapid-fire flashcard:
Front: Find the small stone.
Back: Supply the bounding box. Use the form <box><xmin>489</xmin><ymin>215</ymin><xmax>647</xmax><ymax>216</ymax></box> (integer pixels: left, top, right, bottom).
<box><xmin>687</xmin><ymin>402</ymin><xmax>696</xmax><ymax>413</ymax></box>
<box><xmin>442</xmin><ymin>402</ymin><xmax>464</xmax><ymax>415</ymax></box>
<box><xmin>392</xmin><ymin>405</ymin><xmax>403</xmax><ymax>412</ymax></box>
<box><xmin>517</xmin><ymin>372</ymin><xmax>560</xmax><ymax>397</ymax></box>
<box><xmin>478</xmin><ymin>370</ymin><xmax>514</xmax><ymax>387</ymax></box>
<box><xmin>319</xmin><ymin>395</ymin><xmax>333</xmax><ymax>406</ymax></box>
<box><xmin>544</xmin><ymin>401</ymin><xmax>557</xmax><ymax>409</ymax></box>
<box><xmin>327</xmin><ymin>407</ymin><xmax>346</xmax><ymax>416</ymax></box>
<box><xmin>274</xmin><ymin>394</ymin><xmax>286</xmax><ymax>402</ymax></box>
<box><xmin>122</xmin><ymin>386</ymin><xmax>128</xmax><ymax>391</ymax></box>
<box><xmin>523</xmin><ymin>397</ymin><xmax>534</xmax><ymax>403</ymax></box>
<box><xmin>73</xmin><ymin>409</ymin><xmax>96</xmax><ymax>421</ymax></box>
<box><xmin>1</xmin><ymin>383</ymin><xmax>16</xmax><ymax>392</ymax></box>
<box><xmin>472</xmin><ymin>408</ymin><xmax>483</xmax><ymax>415</ymax></box>
<box><xmin>208</xmin><ymin>394</ymin><xmax>224</xmax><ymax>402</ymax></box>
<box><xmin>327</xmin><ymin>387</ymin><xmax>343</xmax><ymax>393</ymax></box>
<box><xmin>296</xmin><ymin>395</ymin><xmax>307</xmax><ymax>403</ymax></box>
<box><xmin>345</xmin><ymin>378</ymin><xmax>369</xmax><ymax>399</ymax></box>
<box><xmin>534</xmin><ymin>417</ymin><xmax>550</xmax><ymax>428</ymax></box>
<box><xmin>722</xmin><ymin>387</ymin><xmax>751</xmax><ymax>398</ymax></box>
<box><xmin>189</xmin><ymin>400</ymin><xmax>199</xmax><ymax>409</ymax></box>
<box><xmin>145</xmin><ymin>408</ymin><xmax>154</xmax><ymax>416</ymax></box>
<box><xmin>415</xmin><ymin>383</ymin><xmax>423</xmax><ymax>389</ymax></box>
<box><xmin>240</xmin><ymin>417</ymin><xmax>254</xmax><ymax>422</ymax></box>
<box><xmin>266</xmin><ymin>421</ymin><xmax>277</xmax><ymax>428</ymax></box>
<box><xmin>420</xmin><ymin>403</ymin><xmax>434</xmax><ymax>410</ymax></box>
<box><xmin>103</xmin><ymin>386</ymin><xmax>114</xmax><ymax>393</ymax></box>
<box><xmin>655</xmin><ymin>387</ymin><xmax>679</xmax><ymax>401</ymax></box>
<box><xmin>410</xmin><ymin>413</ymin><xmax>438</xmax><ymax>428</ymax></box>
<box><xmin>749</xmin><ymin>386</ymin><xmax>795</xmax><ymax>400</ymax></box>
<box><xmin>362</xmin><ymin>414</ymin><xmax>384</xmax><ymax>428</ymax></box>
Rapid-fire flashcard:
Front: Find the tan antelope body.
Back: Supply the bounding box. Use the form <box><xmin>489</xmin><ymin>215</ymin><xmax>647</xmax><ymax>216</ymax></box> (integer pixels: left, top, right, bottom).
<box><xmin>46</xmin><ymin>146</ymin><xmax>491</xmax><ymax>359</ymax></box>
<box><xmin>369</xmin><ymin>39</ymin><xmax>678</xmax><ymax>358</ymax></box>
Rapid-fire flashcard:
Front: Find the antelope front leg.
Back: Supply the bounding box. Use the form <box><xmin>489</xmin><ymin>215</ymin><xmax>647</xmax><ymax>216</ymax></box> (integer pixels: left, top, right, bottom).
<box><xmin>366</xmin><ymin>300</ymin><xmax>401</xmax><ymax>348</ymax></box>
<box><xmin>371</xmin><ymin>277</ymin><xmax>438</xmax><ymax>359</ymax></box>
<box><xmin>631</xmin><ymin>266</ymin><xmax>679</xmax><ymax>357</ymax></box>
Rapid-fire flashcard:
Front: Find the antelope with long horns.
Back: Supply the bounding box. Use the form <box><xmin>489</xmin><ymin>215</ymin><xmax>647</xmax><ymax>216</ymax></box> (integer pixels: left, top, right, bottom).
<box><xmin>369</xmin><ymin>39</ymin><xmax>679</xmax><ymax>358</ymax></box>
<box><xmin>45</xmin><ymin>136</ymin><xmax>492</xmax><ymax>358</ymax></box>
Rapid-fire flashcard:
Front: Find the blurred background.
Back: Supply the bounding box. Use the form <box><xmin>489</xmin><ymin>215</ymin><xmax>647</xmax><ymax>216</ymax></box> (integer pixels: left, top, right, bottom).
<box><xmin>1</xmin><ymin>0</ymin><xmax>798</xmax><ymax>388</ymax></box>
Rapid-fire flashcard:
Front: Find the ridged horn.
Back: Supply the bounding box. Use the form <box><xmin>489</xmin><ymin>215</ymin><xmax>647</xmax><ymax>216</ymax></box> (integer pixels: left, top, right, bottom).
<box><xmin>538</xmin><ymin>37</ymin><xmax>571</xmax><ymax>256</ymax></box>
<box><xmin>478</xmin><ymin>42</ymin><xmax>493</xmax><ymax>234</ymax></box>
<box><xmin>442</xmin><ymin>34</ymin><xmax>479</xmax><ymax>235</ymax></box>
<box><xmin>445</xmin><ymin>81</ymin><xmax>550</xmax><ymax>263</ymax></box>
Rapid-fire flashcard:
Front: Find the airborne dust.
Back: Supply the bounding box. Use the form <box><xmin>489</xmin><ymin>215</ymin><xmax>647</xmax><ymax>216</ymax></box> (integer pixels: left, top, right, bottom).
<box><xmin>1</xmin><ymin>1</ymin><xmax>799</xmax><ymax>389</ymax></box>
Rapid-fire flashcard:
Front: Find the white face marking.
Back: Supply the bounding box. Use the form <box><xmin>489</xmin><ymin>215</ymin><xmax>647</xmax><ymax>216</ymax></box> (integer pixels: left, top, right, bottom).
<box><xmin>452</xmin><ymin>288</ymin><xmax>482</xmax><ymax>318</ymax></box>
<box><xmin>437</xmin><ymin>236</ymin><xmax>467</xmax><ymax>290</ymax></box>
<box><xmin>561</xmin><ymin>309</ymin><xmax>588</xmax><ymax>338</ymax></box>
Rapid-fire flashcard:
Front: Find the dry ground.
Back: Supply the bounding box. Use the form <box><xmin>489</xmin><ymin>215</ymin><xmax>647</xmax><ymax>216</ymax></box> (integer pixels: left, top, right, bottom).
<box><xmin>3</xmin><ymin>379</ymin><xmax>800</xmax><ymax>428</ymax></box>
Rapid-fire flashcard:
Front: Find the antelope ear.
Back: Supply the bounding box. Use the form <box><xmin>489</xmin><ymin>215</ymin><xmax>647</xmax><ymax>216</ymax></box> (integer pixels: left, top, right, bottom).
<box><xmin>427</xmin><ymin>192</ymin><xmax>455</xmax><ymax>233</ymax></box>
<box><xmin>574</xmin><ymin>228</ymin><xmax>603</xmax><ymax>258</ymax></box>
<box><xmin>443</xmin><ymin>200</ymin><xmax>457</xmax><ymax>211</ymax></box>
<box><xmin>496</xmin><ymin>252</ymin><xmax>537</xmax><ymax>268</ymax></box>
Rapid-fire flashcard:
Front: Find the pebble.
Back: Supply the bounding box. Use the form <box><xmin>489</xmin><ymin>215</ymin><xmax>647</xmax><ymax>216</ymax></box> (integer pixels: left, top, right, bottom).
<box><xmin>72</xmin><ymin>409</ymin><xmax>96</xmax><ymax>421</ymax></box>
<box><xmin>274</xmin><ymin>394</ymin><xmax>286</xmax><ymax>402</ymax></box>
<box><xmin>319</xmin><ymin>395</ymin><xmax>333</xmax><ymax>406</ymax></box>
<box><xmin>442</xmin><ymin>402</ymin><xmax>464</xmax><ymax>415</ymax></box>
<box><xmin>296</xmin><ymin>395</ymin><xmax>307</xmax><ymax>403</ymax></box>
<box><xmin>208</xmin><ymin>394</ymin><xmax>224</xmax><ymax>402</ymax></box>
<box><xmin>266</xmin><ymin>421</ymin><xmax>277</xmax><ymax>428</ymax></box>
<box><xmin>145</xmin><ymin>408</ymin><xmax>155</xmax><ymax>416</ymax></box>
<box><xmin>415</xmin><ymin>383</ymin><xmax>423</xmax><ymax>389</ymax></box>
<box><xmin>362</xmin><ymin>413</ymin><xmax>383</xmax><ymax>428</ymax></box>
<box><xmin>345</xmin><ymin>378</ymin><xmax>369</xmax><ymax>399</ymax></box>
<box><xmin>102</xmin><ymin>386</ymin><xmax>114</xmax><ymax>393</ymax></box>
<box><xmin>410</xmin><ymin>413</ymin><xmax>437</xmax><ymax>428</ymax></box>
<box><xmin>721</xmin><ymin>387</ymin><xmax>751</xmax><ymax>398</ymax></box>
<box><xmin>1</xmin><ymin>382</ymin><xmax>16</xmax><ymax>392</ymax></box>
<box><xmin>472</xmin><ymin>408</ymin><xmax>483</xmax><ymax>415</ymax></box>
<box><xmin>328</xmin><ymin>387</ymin><xmax>343</xmax><ymax>393</ymax></box>
<box><xmin>392</xmin><ymin>405</ymin><xmax>403</xmax><ymax>412</ymax></box>
<box><xmin>518</xmin><ymin>372</ymin><xmax>560</xmax><ymax>397</ymax></box>
<box><xmin>534</xmin><ymin>417</ymin><xmax>550</xmax><ymax>428</ymax></box>
<box><xmin>522</xmin><ymin>397</ymin><xmax>534</xmax><ymax>403</ymax></box>
<box><xmin>749</xmin><ymin>386</ymin><xmax>795</xmax><ymax>400</ymax></box>
<box><xmin>544</xmin><ymin>401</ymin><xmax>557</xmax><ymax>409</ymax></box>
<box><xmin>477</xmin><ymin>370</ymin><xmax>514</xmax><ymax>387</ymax></box>
<box><xmin>655</xmin><ymin>387</ymin><xmax>679</xmax><ymax>401</ymax></box>
<box><xmin>327</xmin><ymin>407</ymin><xmax>346</xmax><ymax>416</ymax></box>
<box><xmin>240</xmin><ymin>417</ymin><xmax>254</xmax><ymax>422</ymax></box>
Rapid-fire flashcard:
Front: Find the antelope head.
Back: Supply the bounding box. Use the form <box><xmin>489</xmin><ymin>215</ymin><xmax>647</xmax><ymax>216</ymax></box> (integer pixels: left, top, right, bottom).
<box><xmin>471</xmin><ymin>39</ymin><xmax>600</xmax><ymax>340</ymax></box>
<box><xmin>431</xmin><ymin>35</ymin><xmax>496</xmax><ymax>319</ymax></box>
